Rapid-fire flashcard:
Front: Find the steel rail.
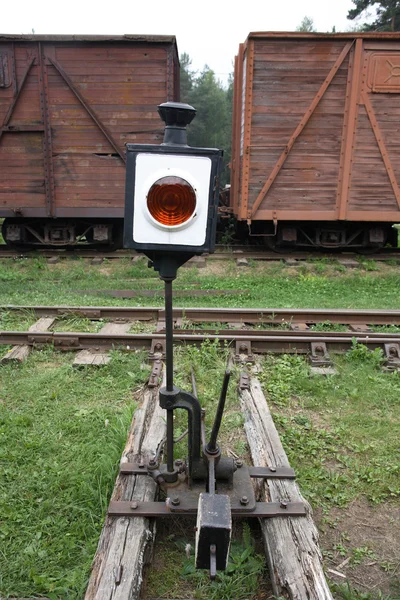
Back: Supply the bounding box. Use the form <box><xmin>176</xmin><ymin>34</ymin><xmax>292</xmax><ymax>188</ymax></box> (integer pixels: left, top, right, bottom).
<box><xmin>1</xmin><ymin>329</ymin><xmax>399</xmax><ymax>354</ymax></box>
<box><xmin>2</xmin><ymin>305</ymin><xmax>400</xmax><ymax>325</ymax></box>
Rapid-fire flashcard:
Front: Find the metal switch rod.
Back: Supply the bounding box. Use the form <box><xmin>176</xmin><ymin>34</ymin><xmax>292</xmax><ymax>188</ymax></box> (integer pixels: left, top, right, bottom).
<box><xmin>207</xmin><ymin>370</ymin><xmax>231</xmax><ymax>454</ymax></box>
<box><xmin>164</xmin><ymin>278</ymin><xmax>174</xmax><ymax>472</ymax></box>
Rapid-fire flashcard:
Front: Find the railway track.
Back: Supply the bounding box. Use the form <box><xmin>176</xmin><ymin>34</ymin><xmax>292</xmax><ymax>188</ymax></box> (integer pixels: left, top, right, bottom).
<box><xmin>1</xmin><ymin>245</ymin><xmax>400</xmax><ymax>262</ymax></box>
<box><xmin>2</xmin><ymin>305</ymin><xmax>398</xmax><ymax>597</ymax></box>
<box><xmin>2</xmin><ymin>304</ymin><xmax>400</xmax><ymax>325</ymax></box>
<box><xmin>1</xmin><ymin>305</ymin><xmax>400</xmax><ymax>369</ymax></box>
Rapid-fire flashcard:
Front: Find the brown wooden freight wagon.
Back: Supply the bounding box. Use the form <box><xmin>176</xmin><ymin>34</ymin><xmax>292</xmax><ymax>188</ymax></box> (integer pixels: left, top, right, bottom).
<box><xmin>230</xmin><ymin>32</ymin><xmax>400</xmax><ymax>249</ymax></box>
<box><xmin>0</xmin><ymin>34</ymin><xmax>179</xmax><ymax>247</ymax></box>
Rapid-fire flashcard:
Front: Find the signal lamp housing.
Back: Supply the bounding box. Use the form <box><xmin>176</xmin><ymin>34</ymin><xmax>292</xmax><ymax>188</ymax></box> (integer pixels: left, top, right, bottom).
<box><xmin>124</xmin><ymin>102</ymin><xmax>223</xmax><ymax>273</ymax></box>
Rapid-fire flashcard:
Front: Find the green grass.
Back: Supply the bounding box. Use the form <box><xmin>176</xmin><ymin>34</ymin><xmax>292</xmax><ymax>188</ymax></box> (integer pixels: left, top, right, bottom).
<box><xmin>52</xmin><ymin>316</ymin><xmax>104</xmax><ymax>333</ymax></box>
<box><xmin>146</xmin><ymin>524</ymin><xmax>266</xmax><ymax>600</ymax></box>
<box><xmin>0</xmin><ymin>348</ymin><xmax>150</xmax><ymax>598</ymax></box>
<box><xmin>330</xmin><ymin>582</ymin><xmax>395</xmax><ymax>600</ymax></box>
<box><xmin>173</xmin><ymin>339</ymin><xmax>246</xmax><ymax>458</ymax></box>
<box><xmin>0</xmin><ymin>256</ymin><xmax>400</xmax><ymax>309</ymax></box>
<box><xmin>1</xmin><ymin>254</ymin><xmax>399</xmax><ymax>598</ymax></box>
<box><xmin>144</xmin><ymin>342</ymin><xmax>400</xmax><ymax>599</ymax></box>
<box><xmin>258</xmin><ymin>348</ymin><xmax>400</xmax><ymax>509</ymax></box>
<box><xmin>0</xmin><ymin>308</ymin><xmax>37</xmax><ymax>331</ymax></box>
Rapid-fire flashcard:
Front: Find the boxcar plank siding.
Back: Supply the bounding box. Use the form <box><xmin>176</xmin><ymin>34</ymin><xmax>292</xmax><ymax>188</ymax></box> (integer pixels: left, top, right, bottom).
<box><xmin>250</xmin><ymin>39</ymin><xmax>348</xmax><ymax>214</ymax></box>
<box><xmin>0</xmin><ymin>36</ymin><xmax>178</xmax><ymax>218</ymax></box>
<box><xmin>231</xmin><ymin>33</ymin><xmax>400</xmax><ymax>223</ymax></box>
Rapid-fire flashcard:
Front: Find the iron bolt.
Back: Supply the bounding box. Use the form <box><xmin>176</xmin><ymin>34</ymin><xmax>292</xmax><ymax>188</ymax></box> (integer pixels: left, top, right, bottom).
<box><xmin>175</xmin><ymin>459</ymin><xmax>183</xmax><ymax>467</ymax></box>
<box><xmin>239</xmin><ymin>344</ymin><xmax>248</xmax><ymax>352</ymax></box>
<box><xmin>280</xmin><ymin>500</ymin><xmax>288</xmax><ymax>509</ymax></box>
<box><xmin>130</xmin><ymin>501</ymin><xmax>138</xmax><ymax>510</ymax></box>
<box><xmin>171</xmin><ymin>496</ymin><xmax>180</xmax><ymax>506</ymax></box>
<box><xmin>149</xmin><ymin>458</ymin><xmax>156</xmax><ymax>466</ymax></box>
<box><xmin>236</xmin><ymin>460</ymin><xmax>243</xmax><ymax>468</ymax></box>
<box><xmin>269</xmin><ymin>466</ymin><xmax>276</xmax><ymax>472</ymax></box>
<box><xmin>240</xmin><ymin>495</ymin><xmax>249</xmax><ymax>506</ymax></box>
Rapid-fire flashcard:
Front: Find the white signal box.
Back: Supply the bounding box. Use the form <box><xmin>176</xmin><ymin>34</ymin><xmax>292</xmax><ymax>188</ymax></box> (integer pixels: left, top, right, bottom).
<box><xmin>124</xmin><ymin>102</ymin><xmax>222</xmax><ymax>259</ymax></box>
<box><xmin>132</xmin><ymin>153</ymin><xmax>212</xmax><ymax>247</ymax></box>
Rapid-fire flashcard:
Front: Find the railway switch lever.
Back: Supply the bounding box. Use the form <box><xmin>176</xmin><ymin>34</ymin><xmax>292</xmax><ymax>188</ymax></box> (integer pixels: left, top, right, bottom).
<box><xmin>109</xmin><ymin>101</ymin><xmax>306</xmax><ymax>580</ymax></box>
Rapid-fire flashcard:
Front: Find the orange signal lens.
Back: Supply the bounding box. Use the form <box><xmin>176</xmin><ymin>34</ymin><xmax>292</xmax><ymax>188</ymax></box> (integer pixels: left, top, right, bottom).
<box><xmin>147</xmin><ymin>176</ymin><xmax>196</xmax><ymax>226</ymax></box>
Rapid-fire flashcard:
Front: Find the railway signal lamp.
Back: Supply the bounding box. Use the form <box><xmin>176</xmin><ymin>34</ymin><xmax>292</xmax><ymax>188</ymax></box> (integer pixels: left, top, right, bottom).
<box><xmin>116</xmin><ymin>102</ymin><xmax>306</xmax><ymax>580</ymax></box>
<box><xmin>124</xmin><ymin>101</ymin><xmax>222</xmax><ymax>278</ymax></box>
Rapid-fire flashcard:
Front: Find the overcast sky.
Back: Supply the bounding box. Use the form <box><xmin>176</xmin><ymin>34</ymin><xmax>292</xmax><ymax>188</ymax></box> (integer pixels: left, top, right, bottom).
<box><xmin>3</xmin><ymin>0</ymin><xmax>368</xmax><ymax>84</ymax></box>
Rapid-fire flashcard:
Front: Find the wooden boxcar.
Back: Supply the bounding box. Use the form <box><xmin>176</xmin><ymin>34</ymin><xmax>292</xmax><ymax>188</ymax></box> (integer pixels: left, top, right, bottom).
<box><xmin>230</xmin><ymin>32</ymin><xmax>400</xmax><ymax>248</ymax></box>
<box><xmin>0</xmin><ymin>34</ymin><xmax>179</xmax><ymax>247</ymax></box>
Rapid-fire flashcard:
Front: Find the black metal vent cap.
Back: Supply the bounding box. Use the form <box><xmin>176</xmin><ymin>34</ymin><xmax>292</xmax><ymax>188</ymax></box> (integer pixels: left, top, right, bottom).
<box><xmin>158</xmin><ymin>102</ymin><xmax>196</xmax><ymax>146</ymax></box>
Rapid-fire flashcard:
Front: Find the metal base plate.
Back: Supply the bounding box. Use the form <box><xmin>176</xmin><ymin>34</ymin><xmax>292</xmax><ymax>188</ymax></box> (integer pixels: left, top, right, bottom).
<box><xmin>108</xmin><ymin>499</ymin><xmax>306</xmax><ymax>518</ymax></box>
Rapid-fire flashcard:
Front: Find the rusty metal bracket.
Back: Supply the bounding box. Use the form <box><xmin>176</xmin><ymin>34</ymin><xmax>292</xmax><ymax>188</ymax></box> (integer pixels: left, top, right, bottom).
<box><xmin>290</xmin><ymin>322</ymin><xmax>309</xmax><ymax>331</ymax></box>
<box><xmin>149</xmin><ymin>338</ymin><xmax>165</xmax><ymax>359</ymax></box>
<box><xmin>309</xmin><ymin>342</ymin><xmax>331</xmax><ymax>367</ymax></box>
<box><xmin>235</xmin><ymin>340</ymin><xmax>255</xmax><ymax>363</ymax></box>
<box><xmin>108</xmin><ymin>499</ymin><xmax>306</xmax><ymax>518</ymax></box>
<box><xmin>384</xmin><ymin>343</ymin><xmax>400</xmax><ymax>370</ymax></box>
<box><xmin>239</xmin><ymin>371</ymin><xmax>250</xmax><ymax>390</ymax></box>
<box><xmin>119</xmin><ymin>463</ymin><xmax>296</xmax><ymax>480</ymax></box>
<box><xmin>27</xmin><ymin>334</ymin><xmax>53</xmax><ymax>345</ymax></box>
<box><xmin>248</xmin><ymin>466</ymin><xmax>296</xmax><ymax>479</ymax></box>
<box><xmin>148</xmin><ymin>358</ymin><xmax>163</xmax><ymax>388</ymax></box>
<box><xmin>54</xmin><ymin>336</ymin><xmax>79</xmax><ymax>349</ymax></box>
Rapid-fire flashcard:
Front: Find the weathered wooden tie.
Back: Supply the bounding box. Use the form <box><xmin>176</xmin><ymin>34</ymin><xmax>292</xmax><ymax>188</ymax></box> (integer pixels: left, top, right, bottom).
<box><xmin>84</xmin><ymin>376</ymin><xmax>166</xmax><ymax>600</ymax></box>
<box><xmin>1</xmin><ymin>317</ymin><xmax>55</xmax><ymax>364</ymax></box>
<box><xmin>239</xmin><ymin>376</ymin><xmax>333</xmax><ymax>600</ymax></box>
<box><xmin>73</xmin><ymin>321</ymin><xmax>132</xmax><ymax>367</ymax></box>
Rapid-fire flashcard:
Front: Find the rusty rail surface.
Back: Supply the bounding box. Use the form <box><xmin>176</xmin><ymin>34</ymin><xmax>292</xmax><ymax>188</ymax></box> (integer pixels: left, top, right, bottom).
<box><xmin>2</xmin><ymin>305</ymin><xmax>400</xmax><ymax>325</ymax></box>
<box><xmin>1</xmin><ymin>328</ymin><xmax>399</xmax><ymax>355</ymax></box>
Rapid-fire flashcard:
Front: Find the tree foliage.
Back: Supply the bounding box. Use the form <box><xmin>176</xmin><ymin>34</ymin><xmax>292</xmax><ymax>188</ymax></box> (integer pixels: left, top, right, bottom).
<box><xmin>296</xmin><ymin>16</ymin><xmax>317</xmax><ymax>32</ymax></box>
<box><xmin>180</xmin><ymin>55</ymin><xmax>233</xmax><ymax>186</ymax></box>
<box><xmin>347</xmin><ymin>0</ymin><xmax>400</xmax><ymax>31</ymax></box>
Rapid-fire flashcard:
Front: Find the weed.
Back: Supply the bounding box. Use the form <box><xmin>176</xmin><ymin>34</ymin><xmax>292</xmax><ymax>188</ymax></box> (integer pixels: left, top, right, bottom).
<box><xmin>219</xmin><ymin>217</ymin><xmax>236</xmax><ymax>247</ymax></box>
<box><xmin>0</xmin><ymin>307</ymin><xmax>36</xmax><ymax>330</ymax></box>
<box><xmin>356</xmin><ymin>258</ymin><xmax>378</xmax><ymax>271</ymax></box>
<box><xmin>352</xmin><ymin>546</ymin><xmax>376</xmax><ymax>565</ymax></box>
<box><xmin>330</xmin><ymin>581</ymin><xmax>394</xmax><ymax>599</ymax></box>
<box><xmin>310</xmin><ymin>320</ymin><xmax>348</xmax><ymax>332</ymax></box>
<box><xmin>345</xmin><ymin>340</ymin><xmax>383</xmax><ymax>367</ymax></box>
<box><xmin>52</xmin><ymin>316</ymin><xmax>104</xmax><ymax>333</ymax></box>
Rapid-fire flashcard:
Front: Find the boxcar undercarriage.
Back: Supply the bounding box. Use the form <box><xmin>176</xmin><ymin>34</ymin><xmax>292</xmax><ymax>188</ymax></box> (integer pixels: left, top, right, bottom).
<box><xmin>1</xmin><ymin>217</ymin><xmax>124</xmax><ymax>249</ymax></box>
<box><xmin>236</xmin><ymin>220</ymin><xmax>398</xmax><ymax>250</ymax></box>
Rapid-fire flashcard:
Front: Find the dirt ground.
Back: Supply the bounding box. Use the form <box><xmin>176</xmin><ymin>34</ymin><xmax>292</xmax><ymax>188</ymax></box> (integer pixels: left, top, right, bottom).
<box><xmin>316</xmin><ymin>498</ymin><xmax>400</xmax><ymax>597</ymax></box>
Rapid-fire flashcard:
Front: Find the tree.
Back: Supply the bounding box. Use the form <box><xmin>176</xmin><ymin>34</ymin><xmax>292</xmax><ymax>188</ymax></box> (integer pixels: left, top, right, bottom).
<box><xmin>179</xmin><ymin>52</ymin><xmax>194</xmax><ymax>102</ymax></box>
<box><xmin>180</xmin><ymin>55</ymin><xmax>233</xmax><ymax>185</ymax></box>
<box><xmin>347</xmin><ymin>0</ymin><xmax>400</xmax><ymax>31</ymax></box>
<box><xmin>296</xmin><ymin>16</ymin><xmax>317</xmax><ymax>32</ymax></box>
